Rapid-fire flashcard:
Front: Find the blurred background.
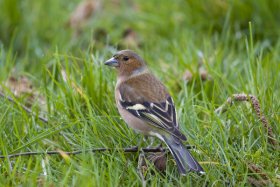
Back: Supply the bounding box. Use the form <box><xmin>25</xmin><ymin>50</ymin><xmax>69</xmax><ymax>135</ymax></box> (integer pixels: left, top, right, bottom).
<box><xmin>0</xmin><ymin>0</ymin><xmax>279</xmax><ymax>186</ymax></box>
<box><xmin>1</xmin><ymin>0</ymin><xmax>279</xmax><ymax>67</ymax></box>
<box><xmin>1</xmin><ymin>0</ymin><xmax>280</xmax><ymax>103</ymax></box>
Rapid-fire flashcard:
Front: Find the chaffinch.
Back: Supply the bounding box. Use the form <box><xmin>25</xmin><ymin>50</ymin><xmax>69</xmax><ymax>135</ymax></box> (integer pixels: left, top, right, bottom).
<box><xmin>105</xmin><ymin>50</ymin><xmax>205</xmax><ymax>175</ymax></box>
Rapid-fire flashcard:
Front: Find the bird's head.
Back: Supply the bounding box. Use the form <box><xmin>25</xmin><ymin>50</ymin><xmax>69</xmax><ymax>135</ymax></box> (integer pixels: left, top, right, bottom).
<box><xmin>104</xmin><ymin>50</ymin><xmax>146</xmax><ymax>77</ymax></box>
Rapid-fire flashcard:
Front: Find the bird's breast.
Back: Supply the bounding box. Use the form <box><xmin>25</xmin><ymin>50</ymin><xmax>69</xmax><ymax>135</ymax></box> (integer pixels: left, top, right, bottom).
<box><xmin>115</xmin><ymin>90</ymin><xmax>153</xmax><ymax>135</ymax></box>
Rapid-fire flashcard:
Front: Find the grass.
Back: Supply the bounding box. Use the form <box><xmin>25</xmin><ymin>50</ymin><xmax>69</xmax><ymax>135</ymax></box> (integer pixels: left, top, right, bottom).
<box><xmin>0</xmin><ymin>0</ymin><xmax>279</xmax><ymax>186</ymax></box>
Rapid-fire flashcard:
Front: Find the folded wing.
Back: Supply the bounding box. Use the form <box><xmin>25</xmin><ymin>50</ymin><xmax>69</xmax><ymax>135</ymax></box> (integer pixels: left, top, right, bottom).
<box><xmin>120</xmin><ymin>96</ymin><xmax>187</xmax><ymax>141</ymax></box>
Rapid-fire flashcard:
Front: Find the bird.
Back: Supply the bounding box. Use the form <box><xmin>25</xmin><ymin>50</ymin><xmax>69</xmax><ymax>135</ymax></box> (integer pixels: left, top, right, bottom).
<box><xmin>104</xmin><ymin>49</ymin><xmax>205</xmax><ymax>175</ymax></box>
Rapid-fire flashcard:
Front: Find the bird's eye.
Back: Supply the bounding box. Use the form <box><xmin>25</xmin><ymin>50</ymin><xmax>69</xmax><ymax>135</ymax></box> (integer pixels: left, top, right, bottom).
<box><xmin>123</xmin><ymin>56</ymin><xmax>129</xmax><ymax>61</ymax></box>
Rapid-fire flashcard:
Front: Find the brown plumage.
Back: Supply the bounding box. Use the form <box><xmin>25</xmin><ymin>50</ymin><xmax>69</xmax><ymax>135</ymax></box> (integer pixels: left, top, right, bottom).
<box><xmin>119</xmin><ymin>73</ymin><xmax>168</xmax><ymax>103</ymax></box>
<box><xmin>105</xmin><ymin>49</ymin><xmax>205</xmax><ymax>175</ymax></box>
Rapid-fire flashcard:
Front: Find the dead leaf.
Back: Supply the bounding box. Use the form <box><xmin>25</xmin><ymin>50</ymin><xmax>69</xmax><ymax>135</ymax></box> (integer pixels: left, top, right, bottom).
<box><xmin>68</xmin><ymin>0</ymin><xmax>101</xmax><ymax>35</ymax></box>
<box><xmin>93</xmin><ymin>28</ymin><xmax>107</xmax><ymax>43</ymax></box>
<box><xmin>122</xmin><ymin>28</ymin><xmax>140</xmax><ymax>48</ymax></box>
<box><xmin>5</xmin><ymin>76</ymin><xmax>33</xmax><ymax>96</ymax></box>
<box><xmin>197</xmin><ymin>51</ymin><xmax>212</xmax><ymax>81</ymax></box>
<box><xmin>4</xmin><ymin>75</ymin><xmax>46</xmax><ymax>110</ymax></box>
<box><xmin>140</xmin><ymin>151</ymin><xmax>167</xmax><ymax>174</ymax></box>
<box><xmin>199</xmin><ymin>67</ymin><xmax>210</xmax><ymax>81</ymax></box>
<box><xmin>247</xmin><ymin>177</ymin><xmax>270</xmax><ymax>187</ymax></box>
<box><xmin>182</xmin><ymin>69</ymin><xmax>193</xmax><ymax>81</ymax></box>
<box><xmin>111</xmin><ymin>0</ymin><xmax>139</xmax><ymax>11</ymax></box>
<box><xmin>37</xmin><ymin>176</ymin><xmax>55</xmax><ymax>187</ymax></box>
<box><xmin>248</xmin><ymin>163</ymin><xmax>269</xmax><ymax>180</ymax></box>
<box><xmin>57</xmin><ymin>149</ymin><xmax>71</xmax><ymax>164</ymax></box>
<box><xmin>146</xmin><ymin>152</ymin><xmax>167</xmax><ymax>173</ymax></box>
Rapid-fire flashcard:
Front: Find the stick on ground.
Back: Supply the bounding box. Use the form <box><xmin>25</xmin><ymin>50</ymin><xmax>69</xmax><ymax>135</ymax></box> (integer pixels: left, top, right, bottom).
<box><xmin>0</xmin><ymin>145</ymin><xmax>194</xmax><ymax>159</ymax></box>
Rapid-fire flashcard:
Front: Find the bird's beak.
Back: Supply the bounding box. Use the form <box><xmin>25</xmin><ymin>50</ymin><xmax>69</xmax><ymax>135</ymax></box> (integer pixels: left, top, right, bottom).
<box><xmin>104</xmin><ymin>57</ymin><xmax>119</xmax><ymax>67</ymax></box>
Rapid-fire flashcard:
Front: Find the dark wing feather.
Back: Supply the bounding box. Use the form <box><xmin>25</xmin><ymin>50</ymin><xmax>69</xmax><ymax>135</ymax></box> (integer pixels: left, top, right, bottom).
<box><xmin>120</xmin><ymin>96</ymin><xmax>187</xmax><ymax>141</ymax></box>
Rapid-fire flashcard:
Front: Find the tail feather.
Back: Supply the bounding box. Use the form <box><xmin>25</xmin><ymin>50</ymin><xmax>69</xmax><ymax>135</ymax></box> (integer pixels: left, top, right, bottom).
<box><xmin>161</xmin><ymin>134</ymin><xmax>205</xmax><ymax>175</ymax></box>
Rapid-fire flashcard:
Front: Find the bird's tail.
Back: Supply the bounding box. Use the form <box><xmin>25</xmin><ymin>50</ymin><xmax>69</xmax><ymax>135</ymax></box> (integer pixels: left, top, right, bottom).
<box><xmin>161</xmin><ymin>134</ymin><xmax>205</xmax><ymax>175</ymax></box>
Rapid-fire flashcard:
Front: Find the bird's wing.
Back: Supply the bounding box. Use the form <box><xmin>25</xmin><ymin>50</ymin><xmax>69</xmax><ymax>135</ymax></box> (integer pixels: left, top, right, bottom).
<box><xmin>118</xmin><ymin>76</ymin><xmax>187</xmax><ymax>141</ymax></box>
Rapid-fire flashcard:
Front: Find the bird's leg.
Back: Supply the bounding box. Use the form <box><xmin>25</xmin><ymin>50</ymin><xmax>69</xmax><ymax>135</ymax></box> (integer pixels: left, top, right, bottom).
<box><xmin>155</xmin><ymin>142</ymin><xmax>163</xmax><ymax>150</ymax></box>
<box><xmin>143</xmin><ymin>135</ymin><xmax>149</xmax><ymax>143</ymax></box>
<box><xmin>135</xmin><ymin>135</ymin><xmax>146</xmax><ymax>150</ymax></box>
<box><xmin>137</xmin><ymin>149</ymin><xmax>147</xmax><ymax>187</ymax></box>
<box><xmin>146</xmin><ymin>136</ymin><xmax>154</xmax><ymax>148</ymax></box>
<box><xmin>144</xmin><ymin>136</ymin><xmax>162</xmax><ymax>149</ymax></box>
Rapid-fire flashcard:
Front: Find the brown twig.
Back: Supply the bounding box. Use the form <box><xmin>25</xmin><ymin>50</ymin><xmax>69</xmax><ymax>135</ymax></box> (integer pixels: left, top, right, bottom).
<box><xmin>0</xmin><ymin>91</ymin><xmax>48</xmax><ymax>123</ymax></box>
<box><xmin>215</xmin><ymin>93</ymin><xmax>277</xmax><ymax>146</ymax></box>
<box><xmin>0</xmin><ymin>145</ymin><xmax>194</xmax><ymax>159</ymax></box>
<box><xmin>0</xmin><ymin>90</ymin><xmax>197</xmax><ymax>161</ymax></box>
